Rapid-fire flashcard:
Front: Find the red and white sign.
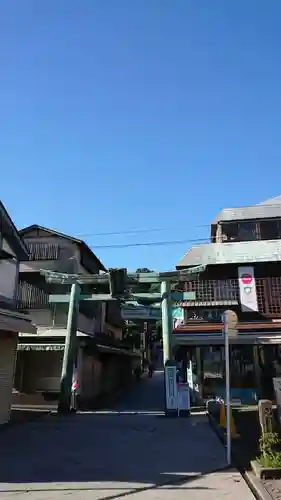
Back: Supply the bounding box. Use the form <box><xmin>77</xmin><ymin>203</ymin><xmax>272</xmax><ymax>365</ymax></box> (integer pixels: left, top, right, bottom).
<box><xmin>241</xmin><ymin>273</ymin><xmax>253</xmax><ymax>286</ymax></box>
<box><xmin>238</xmin><ymin>266</ymin><xmax>258</xmax><ymax>312</ymax></box>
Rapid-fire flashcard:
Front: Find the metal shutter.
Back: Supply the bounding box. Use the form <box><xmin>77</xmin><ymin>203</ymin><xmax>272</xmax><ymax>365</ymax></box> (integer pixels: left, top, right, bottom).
<box><xmin>0</xmin><ymin>335</ymin><xmax>17</xmax><ymax>424</ymax></box>
<box><xmin>23</xmin><ymin>351</ymin><xmax>63</xmax><ymax>392</ymax></box>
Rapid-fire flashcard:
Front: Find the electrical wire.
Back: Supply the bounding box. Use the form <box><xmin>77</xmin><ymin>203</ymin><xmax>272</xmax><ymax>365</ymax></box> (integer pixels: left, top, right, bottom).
<box><xmin>90</xmin><ymin>237</ymin><xmax>210</xmax><ymax>249</ymax></box>
<box><xmin>76</xmin><ymin>228</ymin><xmax>166</xmax><ymax>237</ymax></box>
<box><xmin>73</xmin><ymin>200</ymin><xmax>281</xmax><ymax>238</ymax></box>
<box><xmin>75</xmin><ymin>225</ymin><xmax>209</xmax><ymax>237</ymax></box>
<box><xmin>60</xmin><ymin>200</ymin><xmax>281</xmax><ymax>250</ymax></box>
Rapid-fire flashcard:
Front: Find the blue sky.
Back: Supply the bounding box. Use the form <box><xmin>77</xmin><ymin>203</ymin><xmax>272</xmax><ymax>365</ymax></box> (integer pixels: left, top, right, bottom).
<box><xmin>1</xmin><ymin>0</ymin><xmax>281</xmax><ymax>271</ymax></box>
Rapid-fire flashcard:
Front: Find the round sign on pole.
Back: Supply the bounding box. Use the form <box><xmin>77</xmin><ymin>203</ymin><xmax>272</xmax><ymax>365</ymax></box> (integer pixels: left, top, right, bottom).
<box><xmin>241</xmin><ymin>273</ymin><xmax>253</xmax><ymax>286</ymax></box>
<box><xmin>224</xmin><ymin>310</ymin><xmax>238</xmax><ymax>330</ymax></box>
<box><xmin>223</xmin><ymin>310</ymin><xmax>238</xmax><ymax>338</ymax></box>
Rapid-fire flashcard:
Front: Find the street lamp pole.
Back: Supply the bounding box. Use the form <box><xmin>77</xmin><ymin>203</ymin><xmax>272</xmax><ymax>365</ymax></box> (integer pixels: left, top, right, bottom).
<box><xmin>223</xmin><ymin>310</ymin><xmax>238</xmax><ymax>466</ymax></box>
<box><xmin>223</xmin><ymin>311</ymin><xmax>231</xmax><ymax>465</ymax></box>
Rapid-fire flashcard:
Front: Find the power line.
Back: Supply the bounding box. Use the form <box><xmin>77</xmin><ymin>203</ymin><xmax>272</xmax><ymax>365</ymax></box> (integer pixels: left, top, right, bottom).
<box><xmin>75</xmin><ymin>226</ymin><xmax>209</xmax><ymax>237</ymax></box>
<box><xmin>76</xmin><ymin>227</ymin><xmax>169</xmax><ymax>237</ymax></box>
<box><xmin>73</xmin><ymin>200</ymin><xmax>281</xmax><ymax>238</ymax></box>
<box><xmin>90</xmin><ymin>237</ymin><xmax>209</xmax><ymax>249</ymax></box>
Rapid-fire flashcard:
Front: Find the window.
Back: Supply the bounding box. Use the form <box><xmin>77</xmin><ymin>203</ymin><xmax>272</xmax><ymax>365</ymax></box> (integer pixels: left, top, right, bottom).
<box><xmin>221</xmin><ymin>223</ymin><xmax>239</xmax><ymax>242</ymax></box>
<box><xmin>237</xmin><ymin>222</ymin><xmax>258</xmax><ymax>241</ymax></box>
<box><xmin>259</xmin><ymin>220</ymin><xmax>281</xmax><ymax>240</ymax></box>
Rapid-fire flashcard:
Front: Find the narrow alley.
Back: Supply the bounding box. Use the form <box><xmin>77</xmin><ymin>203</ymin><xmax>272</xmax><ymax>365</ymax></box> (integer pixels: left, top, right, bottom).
<box><xmin>0</xmin><ymin>372</ymin><xmax>254</xmax><ymax>499</ymax></box>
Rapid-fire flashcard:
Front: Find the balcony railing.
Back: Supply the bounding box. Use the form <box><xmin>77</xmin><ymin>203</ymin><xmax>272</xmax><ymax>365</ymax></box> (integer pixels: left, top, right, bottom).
<box><xmin>15</xmin><ymin>281</ymin><xmax>50</xmax><ymax>309</ymax></box>
<box><xmin>14</xmin><ymin>281</ymin><xmax>109</xmax><ymax>335</ymax></box>
<box><xmin>257</xmin><ymin>277</ymin><xmax>281</xmax><ymax>317</ymax></box>
<box><xmin>179</xmin><ymin>277</ymin><xmax>281</xmax><ymax>317</ymax></box>
<box><xmin>182</xmin><ymin>279</ymin><xmax>239</xmax><ymax>305</ymax></box>
<box><xmin>26</xmin><ymin>242</ymin><xmax>60</xmax><ymax>261</ymax></box>
<box><xmin>16</xmin><ymin>277</ymin><xmax>281</xmax><ymax>318</ymax></box>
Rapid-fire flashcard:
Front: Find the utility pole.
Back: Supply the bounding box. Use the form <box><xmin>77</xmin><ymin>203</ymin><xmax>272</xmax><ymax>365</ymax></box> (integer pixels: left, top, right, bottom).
<box><xmin>58</xmin><ymin>283</ymin><xmax>80</xmax><ymax>414</ymax></box>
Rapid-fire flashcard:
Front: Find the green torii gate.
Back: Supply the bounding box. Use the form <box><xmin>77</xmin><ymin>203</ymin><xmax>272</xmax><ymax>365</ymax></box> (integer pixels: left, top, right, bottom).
<box><xmin>40</xmin><ymin>265</ymin><xmax>205</xmax><ymax>413</ymax></box>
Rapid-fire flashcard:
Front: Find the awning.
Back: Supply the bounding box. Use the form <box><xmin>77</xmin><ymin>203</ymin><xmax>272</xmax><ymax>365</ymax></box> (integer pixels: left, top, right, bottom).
<box><xmin>95</xmin><ymin>344</ymin><xmax>140</xmax><ymax>357</ymax></box>
<box><xmin>18</xmin><ymin>343</ymin><xmax>65</xmax><ymax>351</ymax></box>
<box><xmin>0</xmin><ymin>310</ymin><xmax>36</xmax><ymax>334</ymax></box>
<box><xmin>17</xmin><ymin>342</ymin><xmax>139</xmax><ymax>356</ymax></box>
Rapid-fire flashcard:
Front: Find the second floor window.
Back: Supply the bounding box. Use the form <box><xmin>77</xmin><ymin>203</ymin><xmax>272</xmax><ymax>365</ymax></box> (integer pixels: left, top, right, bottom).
<box><xmin>237</xmin><ymin>222</ymin><xmax>258</xmax><ymax>241</ymax></box>
<box><xmin>221</xmin><ymin>219</ymin><xmax>281</xmax><ymax>243</ymax></box>
<box><xmin>221</xmin><ymin>221</ymin><xmax>258</xmax><ymax>242</ymax></box>
<box><xmin>260</xmin><ymin>220</ymin><xmax>281</xmax><ymax>240</ymax></box>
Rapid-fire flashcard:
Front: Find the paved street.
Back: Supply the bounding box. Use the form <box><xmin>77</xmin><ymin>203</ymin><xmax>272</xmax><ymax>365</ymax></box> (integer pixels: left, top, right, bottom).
<box><xmin>0</xmin><ymin>371</ymin><xmax>254</xmax><ymax>499</ymax></box>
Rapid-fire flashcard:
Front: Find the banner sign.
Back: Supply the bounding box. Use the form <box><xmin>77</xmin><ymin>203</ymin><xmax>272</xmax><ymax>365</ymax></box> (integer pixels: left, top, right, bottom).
<box><xmin>238</xmin><ymin>266</ymin><xmax>258</xmax><ymax>312</ymax></box>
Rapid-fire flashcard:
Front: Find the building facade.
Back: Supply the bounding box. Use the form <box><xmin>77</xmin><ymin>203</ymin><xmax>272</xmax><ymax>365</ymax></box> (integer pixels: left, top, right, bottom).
<box><xmin>0</xmin><ymin>203</ymin><xmax>36</xmax><ymax>423</ymax></box>
<box><xmin>13</xmin><ymin>225</ymin><xmax>138</xmax><ymax>408</ymax></box>
<box><xmin>175</xmin><ymin>196</ymin><xmax>281</xmax><ymax>403</ymax></box>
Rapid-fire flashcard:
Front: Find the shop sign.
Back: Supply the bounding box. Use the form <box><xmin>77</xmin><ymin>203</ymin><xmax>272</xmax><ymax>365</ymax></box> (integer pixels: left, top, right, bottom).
<box><xmin>185</xmin><ymin>309</ymin><xmax>223</xmax><ymax>322</ymax></box>
<box><xmin>238</xmin><ymin>266</ymin><xmax>258</xmax><ymax>312</ymax></box>
<box><xmin>18</xmin><ymin>344</ymin><xmax>65</xmax><ymax>351</ymax></box>
<box><xmin>172</xmin><ymin>307</ymin><xmax>184</xmax><ymax>328</ymax></box>
<box><xmin>165</xmin><ymin>365</ymin><xmax>178</xmax><ymax>411</ymax></box>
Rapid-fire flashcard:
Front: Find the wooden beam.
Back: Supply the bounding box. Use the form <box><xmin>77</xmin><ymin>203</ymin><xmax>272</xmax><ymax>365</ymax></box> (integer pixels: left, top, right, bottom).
<box><xmin>172</xmin><ymin>291</ymin><xmax>196</xmax><ymax>301</ymax></box>
<box><xmin>49</xmin><ymin>294</ymin><xmax>116</xmax><ymax>303</ymax></box>
<box><xmin>49</xmin><ymin>291</ymin><xmax>196</xmax><ymax>304</ymax></box>
<box><xmin>132</xmin><ymin>293</ymin><xmax>161</xmax><ymax>300</ymax></box>
<box><xmin>41</xmin><ymin>265</ymin><xmax>206</xmax><ymax>285</ymax></box>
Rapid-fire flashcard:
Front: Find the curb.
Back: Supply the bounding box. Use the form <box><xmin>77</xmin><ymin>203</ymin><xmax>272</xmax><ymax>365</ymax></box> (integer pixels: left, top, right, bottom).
<box><xmin>208</xmin><ymin>413</ymin><xmax>225</xmax><ymax>443</ymax></box>
<box><xmin>208</xmin><ymin>412</ymin><xmax>274</xmax><ymax>500</ymax></box>
<box><xmin>244</xmin><ymin>471</ymin><xmax>274</xmax><ymax>500</ymax></box>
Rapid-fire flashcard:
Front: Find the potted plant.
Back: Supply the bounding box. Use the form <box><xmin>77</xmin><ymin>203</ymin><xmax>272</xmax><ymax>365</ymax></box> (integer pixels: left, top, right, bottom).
<box><xmin>251</xmin><ymin>431</ymin><xmax>281</xmax><ymax>479</ymax></box>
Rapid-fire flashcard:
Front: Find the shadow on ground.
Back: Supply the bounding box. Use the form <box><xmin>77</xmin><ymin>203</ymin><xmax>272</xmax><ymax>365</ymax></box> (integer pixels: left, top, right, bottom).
<box><xmin>0</xmin><ymin>371</ymin><xmax>235</xmax><ymax>499</ymax></box>
<box><xmin>232</xmin><ymin>407</ymin><xmax>261</xmax><ymax>471</ymax></box>
<box><xmin>211</xmin><ymin>405</ymin><xmax>262</xmax><ymax>471</ymax></box>
<box><xmin>0</xmin><ymin>411</ymin><xmax>231</xmax><ymax>486</ymax></box>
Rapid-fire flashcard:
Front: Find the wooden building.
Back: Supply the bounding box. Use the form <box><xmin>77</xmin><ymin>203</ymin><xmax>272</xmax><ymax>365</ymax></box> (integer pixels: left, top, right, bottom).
<box><xmin>0</xmin><ymin>202</ymin><xmax>36</xmax><ymax>423</ymax></box>
<box><xmin>174</xmin><ymin>195</ymin><xmax>281</xmax><ymax>403</ymax></box>
<box><xmin>13</xmin><ymin>225</ymin><xmax>139</xmax><ymax>408</ymax></box>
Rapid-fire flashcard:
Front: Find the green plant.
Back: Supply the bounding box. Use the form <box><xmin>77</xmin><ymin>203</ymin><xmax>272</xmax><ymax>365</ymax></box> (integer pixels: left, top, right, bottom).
<box><xmin>258</xmin><ymin>432</ymin><xmax>281</xmax><ymax>468</ymax></box>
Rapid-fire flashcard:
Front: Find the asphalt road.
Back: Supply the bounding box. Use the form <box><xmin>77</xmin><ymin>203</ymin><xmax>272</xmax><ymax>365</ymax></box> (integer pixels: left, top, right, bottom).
<box><xmin>0</xmin><ymin>371</ymin><xmax>254</xmax><ymax>499</ymax></box>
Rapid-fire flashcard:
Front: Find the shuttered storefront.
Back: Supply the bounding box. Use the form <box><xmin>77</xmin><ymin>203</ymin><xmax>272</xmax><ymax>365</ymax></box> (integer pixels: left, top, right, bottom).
<box><xmin>80</xmin><ymin>351</ymin><xmax>102</xmax><ymax>401</ymax></box>
<box><xmin>0</xmin><ymin>335</ymin><xmax>18</xmax><ymax>424</ymax></box>
<box><xmin>22</xmin><ymin>351</ymin><xmax>64</xmax><ymax>393</ymax></box>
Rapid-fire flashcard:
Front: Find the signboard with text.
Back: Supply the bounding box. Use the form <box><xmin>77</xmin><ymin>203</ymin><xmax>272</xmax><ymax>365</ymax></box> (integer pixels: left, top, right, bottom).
<box><xmin>165</xmin><ymin>365</ymin><xmax>178</xmax><ymax>411</ymax></box>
